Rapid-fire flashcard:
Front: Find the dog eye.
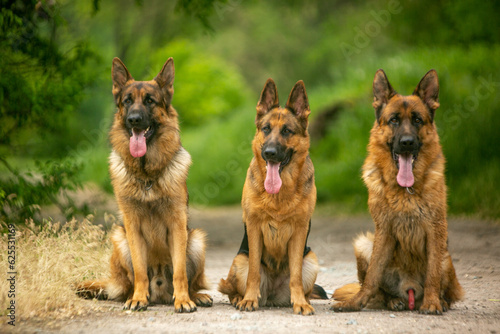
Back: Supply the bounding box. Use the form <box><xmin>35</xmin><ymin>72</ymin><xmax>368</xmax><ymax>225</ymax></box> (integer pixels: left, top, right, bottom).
<box><xmin>123</xmin><ymin>98</ymin><xmax>132</xmax><ymax>105</ymax></box>
<box><xmin>281</xmin><ymin>127</ymin><xmax>293</xmax><ymax>135</ymax></box>
<box><xmin>262</xmin><ymin>125</ymin><xmax>271</xmax><ymax>134</ymax></box>
<box><xmin>389</xmin><ymin>117</ymin><xmax>399</xmax><ymax>125</ymax></box>
<box><xmin>145</xmin><ymin>98</ymin><xmax>155</xmax><ymax>105</ymax></box>
<box><xmin>414</xmin><ymin>117</ymin><xmax>423</xmax><ymax>124</ymax></box>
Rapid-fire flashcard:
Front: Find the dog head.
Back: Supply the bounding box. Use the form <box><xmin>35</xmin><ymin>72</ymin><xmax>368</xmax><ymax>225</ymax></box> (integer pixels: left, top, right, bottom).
<box><xmin>254</xmin><ymin>79</ymin><xmax>311</xmax><ymax>194</ymax></box>
<box><xmin>372</xmin><ymin>69</ymin><xmax>440</xmax><ymax>188</ymax></box>
<box><xmin>111</xmin><ymin>57</ymin><xmax>175</xmax><ymax>158</ymax></box>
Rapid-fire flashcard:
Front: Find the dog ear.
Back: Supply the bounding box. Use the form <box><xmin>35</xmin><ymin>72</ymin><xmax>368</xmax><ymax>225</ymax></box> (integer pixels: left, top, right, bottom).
<box><xmin>413</xmin><ymin>69</ymin><xmax>440</xmax><ymax>121</ymax></box>
<box><xmin>256</xmin><ymin>78</ymin><xmax>279</xmax><ymax>123</ymax></box>
<box><xmin>373</xmin><ymin>69</ymin><xmax>397</xmax><ymax>122</ymax></box>
<box><xmin>286</xmin><ymin>80</ymin><xmax>311</xmax><ymax>129</ymax></box>
<box><xmin>154</xmin><ymin>57</ymin><xmax>175</xmax><ymax>107</ymax></box>
<box><xmin>112</xmin><ymin>57</ymin><xmax>133</xmax><ymax>105</ymax></box>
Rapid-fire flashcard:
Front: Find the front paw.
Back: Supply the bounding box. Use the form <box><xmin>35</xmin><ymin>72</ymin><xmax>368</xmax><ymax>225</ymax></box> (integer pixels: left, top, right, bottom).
<box><xmin>174</xmin><ymin>296</ymin><xmax>197</xmax><ymax>313</ymax></box>
<box><xmin>230</xmin><ymin>295</ymin><xmax>243</xmax><ymax>307</ymax></box>
<box><xmin>236</xmin><ymin>298</ymin><xmax>259</xmax><ymax>312</ymax></box>
<box><xmin>331</xmin><ymin>299</ymin><xmax>362</xmax><ymax>312</ymax></box>
<box><xmin>292</xmin><ymin>302</ymin><xmax>315</xmax><ymax>315</ymax></box>
<box><xmin>123</xmin><ymin>298</ymin><xmax>148</xmax><ymax>311</ymax></box>
<box><xmin>419</xmin><ymin>300</ymin><xmax>443</xmax><ymax>315</ymax></box>
<box><xmin>192</xmin><ymin>293</ymin><xmax>213</xmax><ymax>307</ymax></box>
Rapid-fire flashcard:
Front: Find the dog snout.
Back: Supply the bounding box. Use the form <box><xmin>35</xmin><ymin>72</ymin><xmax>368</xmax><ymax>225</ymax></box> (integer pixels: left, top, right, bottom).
<box><xmin>263</xmin><ymin>146</ymin><xmax>278</xmax><ymax>161</ymax></box>
<box><xmin>127</xmin><ymin>113</ymin><xmax>143</xmax><ymax>127</ymax></box>
<box><xmin>399</xmin><ymin>135</ymin><xmax>417</xmax><ymax>152</ymax></box>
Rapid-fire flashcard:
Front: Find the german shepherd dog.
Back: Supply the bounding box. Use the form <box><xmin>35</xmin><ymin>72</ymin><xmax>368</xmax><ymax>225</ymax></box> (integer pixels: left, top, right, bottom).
<box><xmin>332</xmin><ymin>70</ymin><xmax>464</xmax><ymax>314</ymax></box>
<box><xmin>77</xmin><ymin>58</ymin><xmax>212</xmax><ymax>313</ymax></box>
<box><xmin>218</xmin><ymin>79</ymin><xmax>327</xmax><ymax>315</ymax></box>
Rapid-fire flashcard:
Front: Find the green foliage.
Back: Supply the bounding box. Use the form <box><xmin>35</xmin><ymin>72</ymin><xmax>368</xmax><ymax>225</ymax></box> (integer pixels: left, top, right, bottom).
<box><xmin>2</xmin><ymin>0</ymin><xmax>499</xmax><ymax>220</ymax></box>
<box><xmin>0</xmin><ymin>2</ymin><xmax>101</xmax><ymax>156</ymax></box>
<box><xmin>0</xmin><ymin>157</ymin><xmax>88</xmax><ymax>224</ymax></box>
<box><xmin>0</xmin><ymin>1</ymin><xmax>101</xmax><ymax>223</ymax></box>
<box><xmin>151</xmin><ymin>39</ymin><xmax>250</xmax><ymax>127</ymax></box>
<box><xmin>387</xmin><ymin>0</ymin><xmax>500</xmax><ymax>45</ymax></box>
<box><xmin>175</xmin><ymin>0</ymin><xmax>230</xmax><ymax>29</ymax></box>
<box><xmin>306</xmin><ymin>46</ymin><xmax>500</xmax><ymax>217</ymax></box>
<box><xmin>179</xmin><ymin>1</ymin><xmax>500</xmax><ymax>217</ymax></box>
<box><xmin>183</xmin><ymin>105</ymin><xmax>255</xmax><ymax>205</ymax></box>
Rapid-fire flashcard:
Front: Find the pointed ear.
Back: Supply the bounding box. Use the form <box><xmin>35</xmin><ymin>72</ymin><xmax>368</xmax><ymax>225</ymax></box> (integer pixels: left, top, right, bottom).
<box><xmin>413</xmin><ymin>69</ymin><xmax>440</xmax><ymax>121</ymax></box>
<box><xmin>256</xmin><ymin>78</ymin><xmax>279</xmax><ymax>122</ymax></box>
<box><xmin>286</xmin><ymin>80</ymin><xmax>311</xmax><ymax>128</ymax></box>
<box><xmin>373</xmin><ymin>69</ymin><xmax>397</xmax><ymax>122</ymax></box>
<box><xmin>154</xmin><ymin>57</ymin><xmax>175</xmax><ymax>106</ymax></box>
<box><xmin>112</xmin><ymin>57</ymin><xmax>133</xmax><ymax>105</ymax></box>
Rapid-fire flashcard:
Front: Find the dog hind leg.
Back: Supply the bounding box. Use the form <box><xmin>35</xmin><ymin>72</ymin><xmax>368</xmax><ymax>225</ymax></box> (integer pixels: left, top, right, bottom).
<box><xmin>76</xmin><ymin>226</ymin><xmax>133</xmax><ymax>301</ymax></box>
<box><xmin>218</xmin><ymin>253</ymin><xmax>272</xmax><ymax>307</ymax></box>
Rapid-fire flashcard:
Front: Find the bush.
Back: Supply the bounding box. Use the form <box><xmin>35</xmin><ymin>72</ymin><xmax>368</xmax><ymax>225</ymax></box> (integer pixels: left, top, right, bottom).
<box><xmin>0</xmin><ymin>157</ymin><xmax>88</xmax><ymax>224</ymax></box>
<box><xmin>150</xmin><ymin>39</ymin><xmax>251</xmax><ymax>127</ymax></box>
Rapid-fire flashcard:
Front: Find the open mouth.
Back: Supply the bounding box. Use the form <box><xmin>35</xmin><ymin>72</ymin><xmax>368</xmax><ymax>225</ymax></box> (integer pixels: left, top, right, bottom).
<box><xmin>393</xmin><ymin>151</ymin><xmax>417</xmax><ymax>188</ymax></box>
<box><xmin>129</xmin><ymin>126</ymin><xmax>153</xmax><ymax>158</ymax></box>
<box><xmin>128</xmin><ymin>126</ymin><xmax>153</xmax><ymax>138</ymax></box>
<box><xmin>263</xmin><ymin>152</ymin><xmax>292</xmax><ymax>195</ymax></box>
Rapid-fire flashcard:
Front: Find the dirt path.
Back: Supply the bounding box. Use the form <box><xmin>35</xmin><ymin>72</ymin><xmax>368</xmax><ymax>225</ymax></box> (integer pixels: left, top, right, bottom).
<box><xmin>12</xmin><ymin>207</ymin><xmax>500</xmax><ymax>333</ymax></box>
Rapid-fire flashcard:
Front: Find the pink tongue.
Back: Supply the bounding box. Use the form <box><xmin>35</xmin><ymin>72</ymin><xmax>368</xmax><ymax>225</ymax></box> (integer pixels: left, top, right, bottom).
<box><xmin>264</xmin><ymin>162</ymin><xmax>282</xmax><ymax>194</ymax></box>
<box><xmin>129</xmin><ymin>129</ymin><xmax>147</xmax><ymax>158</ymax></box>
<box><xmin>397</xmin><ymin>154</ymin><xmax>414</xmax><ymax>187</ymax></box>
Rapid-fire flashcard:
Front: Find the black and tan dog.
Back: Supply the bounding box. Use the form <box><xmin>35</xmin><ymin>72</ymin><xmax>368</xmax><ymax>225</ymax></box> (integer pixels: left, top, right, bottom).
<box><xmin>219</xmin><ymin>79</ymin><xmax>327</xmax><ymax>315</ymax></box>
<box><xmin>77</xmin><ymin>58</ymin><xmax>212</xmax><ymax>313</ymax></box>
<box><xmin>332</xmin><ymin>70</ymin><xmax>464</xmax><ymax>314</ymax></box>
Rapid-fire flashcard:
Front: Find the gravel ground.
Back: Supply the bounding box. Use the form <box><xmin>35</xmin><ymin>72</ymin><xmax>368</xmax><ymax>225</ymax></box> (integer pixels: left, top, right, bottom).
<box><xmin>7</xmin><ymin>206</ymin><xmax>500</xmax><ymax>334</ymax></box>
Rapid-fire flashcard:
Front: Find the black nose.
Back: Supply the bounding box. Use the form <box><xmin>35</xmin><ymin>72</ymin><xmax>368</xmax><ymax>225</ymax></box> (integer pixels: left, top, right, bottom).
<box><xmin>263</xmin><ymin>147</ymin><xmax>278</xmax><ymax>161</ymax></box>
<box><xmin>156</xmin><ymin>280</ymin><xmax>163</xmax><ymax>286</ymax></box>
<box><xmin>399</xmin><ymin>135</ymin><xmax>416</xmax><ymax>151</ymax></box>
<box><xmin>127</xmin><ymin>113</ymin><xmax>142</xmax><ymax>126</ymax></box>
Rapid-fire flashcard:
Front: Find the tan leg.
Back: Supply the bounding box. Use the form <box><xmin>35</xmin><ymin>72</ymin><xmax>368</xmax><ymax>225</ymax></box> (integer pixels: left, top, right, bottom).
<box><xmin>169</xmin><ymin>210</ymin><xmax>196</xmax><ymax>313</ymax></box>
<box><xmin>288</xmin><ymin>225</ymin><xmax>315</xmax><ymax>315</ymax></box>
<box><xmin>122</xmin><ymin>215</ymin><xmax>149</xmax><ymax>311</ymax></box>
<box><xmin>236</xmin><ymin>222</ymin><xmax>262</xmax><ymax>311</ymax></box>
<box><xmin>420</xmin><ymin>223</ymin><xmax>446</xmax><ymax>315</ymax></box>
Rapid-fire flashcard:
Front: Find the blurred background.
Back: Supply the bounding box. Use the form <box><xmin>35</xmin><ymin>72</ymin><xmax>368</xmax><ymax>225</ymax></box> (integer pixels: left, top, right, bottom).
<box><xmin>1</xmin><ymin>0</ymin><xmax>499</xmax><ymax>224</ymax></box>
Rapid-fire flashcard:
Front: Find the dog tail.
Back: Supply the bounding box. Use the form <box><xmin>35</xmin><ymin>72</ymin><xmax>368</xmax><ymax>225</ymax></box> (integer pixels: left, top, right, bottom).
<box><xmin>187</xmin><ymin>228</ymin><xmax>211</xmax><ymax>292</ymax></box>
<box><xmin>310</xmin><ymin>284</ymin><xmax>329</xmax><ymax>299</ymax></box>
<box><xmin>218</xmin><ymin>277</ymin><xmax>236</xmax><ymax>296</ymax></box>
<box><xmin>332</xmin><ymin>283</ymin><xmax>361</xmax><ymax>301</ymax></box>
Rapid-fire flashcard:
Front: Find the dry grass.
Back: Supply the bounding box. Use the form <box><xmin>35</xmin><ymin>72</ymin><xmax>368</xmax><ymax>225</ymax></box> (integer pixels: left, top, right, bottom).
<box><xmin>0</xmin><ymin>216</ymin><xmax>114</xmax><ymax>320</ymax></box>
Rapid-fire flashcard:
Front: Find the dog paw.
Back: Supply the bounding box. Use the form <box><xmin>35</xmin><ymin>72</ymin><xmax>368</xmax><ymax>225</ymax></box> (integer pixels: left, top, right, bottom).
<box><xmin>387</xmin><ymin>298</ymin><xmax>406</xmax><ymax>311</ymax></box>
<box><xmin>174</xmin><ymin>297</ymin><xmax>197</xmax><ymax>313</ymax></box>
<box><xmin>230</xmin><ymin>295</ymin><xmax>243</xmax><ymax>307</ymax></box>
<box><xmin>419</xmin><ymin>301</ymin><xmax>443</xmax><ymax>315</ymax></box>
<box><xmin>292</xmin><ymin>302</ymin><xmax>315</xmax><ymax>315</ymax></box>
<box><xmin>192</xmin><ymin>293</ymin><xmax>213</xmax><ymax>307</ymax></box>
<box><xmin>331</xmin><ymin>300</ymin><xmax>361</xmax><ymax>312</ymax></box>
<box><xmin>236</xmin><ymin>298</ymin><xmax>259</xmax><ymax>312</ymax></box>
<box><xmin>123</xmin><ymin>298</ymin><xmax>148</xmax><ymax>311</ymax></box>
